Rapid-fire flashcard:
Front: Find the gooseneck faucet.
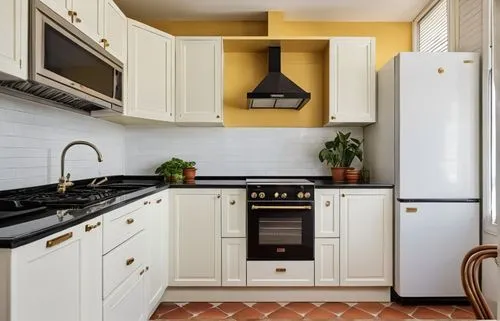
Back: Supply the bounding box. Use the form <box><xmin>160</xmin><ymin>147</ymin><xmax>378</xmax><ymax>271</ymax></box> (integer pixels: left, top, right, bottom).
<box><xmin>58</xmin><ymin>140</ymin><xmax>103</xmax><ymax>193</ymax></box>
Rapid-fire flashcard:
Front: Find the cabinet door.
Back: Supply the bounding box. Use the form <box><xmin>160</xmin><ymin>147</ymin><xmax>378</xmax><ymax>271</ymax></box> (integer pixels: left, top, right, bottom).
<box><xmin>176</xmin><ymin>37</ymin><xmax>223</xmax><ymax>124</ymax></box>
<box><xmin>103</xmin><ymin>0</ymin><xmax>127</xmax><ymax>62</ymax></box>
<box><xmin>170</xmin><ymin>189</ymin><xmax>221</xmax><ymax>286</ymax></box>
<box><xmin>145</xmin><ymin>192</ymin><xmax>168</xmax><ymax>315</ymax></box>
<box><xmin>40</xmin><ymin>0</ymin><xmax>72</xmax><ymax>22</ymax></box>
<box><xmin>13</xmin><ymin>218</ymin><xmax>103</xmax><ymax>321</ymax></box>
<box><xmin>222</xmin><ymin>238</ymin><xmax>246</xmax><ymax>286</ymax></box>
<box><xmin>315</xmin><ymin>238</ymin><xmax>340</xmax><ymax>286</ymax></box>
<box><xmin>127</xmin><ymin>20</ymin><xmax>175</xmax><ymax>121</ymax></box>
<box><xmin>327</xmin><ymin>37</ymin><xmax>375</xmax><ymax>125</ymax></box>
<box><xmin>0</xmin><ymin>0</ymin><xmax>28</xmax><ymax>80</ymax></box>
<box><xmin>103</xmin><ymin>266</ymin><xmax>146</xmax><ymax>321</ymax></box>
<box><xmin>221</xmin><ymin>189</ymin><xmax>246</xmax><ymax>237</ymax></box>
<box><xmin>72</xmin><ymin>0</ymin><xmax>104</xmax><ymax>43</ymax></box>
<box><xmin>315</xmin><ymin>189</ymin><xmax>340</xmax><ymax>237</ymax></box>
<box><xmin>340</xmin><ymin>189</ymin><xmax>392</xmax><ymax>286</ymax></box>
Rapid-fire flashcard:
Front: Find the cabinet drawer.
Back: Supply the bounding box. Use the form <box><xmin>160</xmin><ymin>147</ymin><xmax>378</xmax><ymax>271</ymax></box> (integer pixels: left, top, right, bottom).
<box><xmin>103</xmin><ymin>230</ymin><xmax>146</xmax><ymax>298</ymax></box>
<box><xmin>103</xmin><ymin>264</ymin><xmax>146</xmax><ymax>321</ymax></box>
<box><xmin>247</xmin><ymin>261</ymin><xmax>314</xmax><ymax>286</ymax></box>
<box><xmin>103</xmin><ymin>198</ymin><xmax>148</xmax><ymax>253</ymax></box>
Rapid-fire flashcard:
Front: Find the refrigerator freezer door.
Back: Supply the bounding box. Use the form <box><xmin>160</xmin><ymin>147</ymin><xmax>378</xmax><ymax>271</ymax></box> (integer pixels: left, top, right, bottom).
<box><xmin>394</xmin><ymin>201</ymin><xmax>480</xmax><ymax>297</ymax></box>
<box><xmin>397</xmin><ymin>53</ymin><xmax>480</xmax><ymax>199</ymax></box>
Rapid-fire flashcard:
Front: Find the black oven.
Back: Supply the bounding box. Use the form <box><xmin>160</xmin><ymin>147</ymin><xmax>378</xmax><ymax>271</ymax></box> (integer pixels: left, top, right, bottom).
<box><xmin>246</xmin><ymin>179</ymin><xmax>314</xmax><ymax>260</ymax></box>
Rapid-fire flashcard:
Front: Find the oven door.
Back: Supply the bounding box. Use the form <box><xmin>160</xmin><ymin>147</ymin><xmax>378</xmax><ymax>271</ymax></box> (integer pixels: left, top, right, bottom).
<box><xmin>247</xmin><ymin>202</ymin><xmax>314</xmax><ymax>260</ymax></box>
<box><xmin>33</xmin><ymin>4</ymin><xmax>123</xmax><ymax>111</ymax></box>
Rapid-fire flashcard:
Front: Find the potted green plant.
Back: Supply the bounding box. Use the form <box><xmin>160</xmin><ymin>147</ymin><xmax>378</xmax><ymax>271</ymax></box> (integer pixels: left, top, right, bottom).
<box><xmin>155</xmin><ymin>157</ymin><xmax>185</xmax><ymax>183</ymax></box>
<box><xmin>318</xmin><ymin>131</ymin><xmax>363</xmax><ymax>182</ymax></box>
<box><xmin>182</xmin><ymin>160</ymin><xmax>197</xmax><ymax>183</ymax></box>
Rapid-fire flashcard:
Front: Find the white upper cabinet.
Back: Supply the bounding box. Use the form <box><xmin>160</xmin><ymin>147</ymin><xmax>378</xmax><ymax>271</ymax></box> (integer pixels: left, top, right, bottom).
<box><xmin>12</xmin><ymin>217</ymin><xmax>103</xmax><ymax>321</ymax></box>
<box><xmin>40</xmin><ymin>0</ymin><xmax>71</xmax><ymax>22</ymax></box>
<box><xmin>339</xmin><ymin>188</ymin><xmax>393</xmax><ymax>286</ymax></box>
<box><xmin>315</xmin><ymin>189</ymin><xmax>340</xmax><ymax>238</ymax></box>
<box><xmin>71</xmin><ymin>0</ymin><xmax>104</xmax><ymax>44</ymax></box>
<box><xmin>0</xmin><ymin>0</ymin><xmax>28</xmax><ymax>80</ymax></box>
<box><xmin>326</xmin><ymin>37</ymin><xmax>376</xmax><ymax>126</ymax></box>
<box><xmin>221</xmin><ymin>189</ymin><xmax>246</xmax><ymax>237</ymax></box>
<box><xmin>102</xmin><ymin>0</ymin><xmax>127</xmax><ymax>62</ymax></box>
<box><xmin>169</xmin><ymin>189</ymin><xmax>222</xmax><ymax>286</ymax></box>
<box><xmin>176</xmin><ymin>37</ymin><xmax>223</xmax><ymax>125</ymax></box>
<box><xmin>127</xmin><ymin>19</ymin><xmax>175</xmax><ymax>121</ymax></box>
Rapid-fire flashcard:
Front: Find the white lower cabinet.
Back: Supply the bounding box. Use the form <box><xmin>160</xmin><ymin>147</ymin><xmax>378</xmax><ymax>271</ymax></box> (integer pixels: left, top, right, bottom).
<box><xmin>103</xmin><ymin>265</ymin><xmax>147</xmax><ymax>321</ymax></box>
<box><xmin>145</xmin><ymin>191</ymin><xmax>169</xmax><ymax>314</ymax></box>
<box><xmin>247</xmin><ymin>261</ymin><xmax>314</xmax><ymax>287</ymax></box>
<box><xmin>314</xmin><ymin>238</ymin><xmax>340</xmax><ymax>286</ymax></box>
<box><xmin>169</xmin><ymin>189</ymin><xmax>221</xmax><ymax>286</ymax></box>
<box><xmin>10</xmin><ymin>217</ymin><xmax>103</xmax><ymax>321</ymax></box>
<box><xmin>339</xmin><ymin>189</ymin><xmax>393</xmax><ymax>286</ymax></box>
<box><xmin>221</xmin><ymin>189</ymin><xmax>246</xmax><ymax>237</ymax></box>
<box><xmin>222</xmin><ymin>238</ymin><xmax>246</xmax><ymax>286</ymax></box>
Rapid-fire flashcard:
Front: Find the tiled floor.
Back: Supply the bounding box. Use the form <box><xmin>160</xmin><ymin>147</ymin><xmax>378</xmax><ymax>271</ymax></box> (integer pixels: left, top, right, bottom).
<box><xmin>150</xmin><ymin>302</ymin><xmax>476</xmax><ymax>320</ymax></box>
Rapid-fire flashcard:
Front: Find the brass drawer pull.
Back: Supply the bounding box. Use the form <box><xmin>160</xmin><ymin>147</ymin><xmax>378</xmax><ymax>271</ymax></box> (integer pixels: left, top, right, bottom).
<box><xmin>406</xmin><ymin>207</ymin><xmax>418</xmax><ymax>213</ymax></box>
<box><xmin>275</xmin><ymin>268</ymin><xmax>286</xmax><ymax>272</ymax></box>
<box><xmin>46</xmin><ymin>232</ymin><xmax>73</xmax><ymax>248</ymax></box>
<box><xmin>126</xmin><ymin>218</ymin><xmax>135</xmax><ymax>224</ymax></box>
<box><xmin>126</xmin><ymin>258</ymin><xmax>135</xmax><ymax>266</ymax></box>
<box><xmin>139</xmin><ymin>269</ymin><xmax>145</xmax><ymax>276</ymax></box>
<box><xmin>143</xmin><ymin>201</ymin><xmax>149</xmax><ymax>205</ymax></box>
<box><xmin>85</xmin><ymin>221</ymin><xmax>101</xmax><ymax>232</ymax></box>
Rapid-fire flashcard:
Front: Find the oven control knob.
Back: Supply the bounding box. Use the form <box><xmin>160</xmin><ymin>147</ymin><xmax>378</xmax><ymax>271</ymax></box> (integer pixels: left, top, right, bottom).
<box><xmin>304</xmin><ymin>192</ymin><xmax>311</xmax><ymax>199</ymax></box>
<box><xmin>274</xmin><ymin>192</ymin><xmax>279</xmax><ymax>198</ymax></box>
<box><xmin>281</xmin><ymin>193</ymin><xmax>287</xmax><ymax>199</ymax></box>
<box><xmin>251</xmin><ymin>192</ymin><xmax>258</xmax><ymax>199</ymax></box>
<box><xmin>297</xmin><ymin>192</ymin><xmax>304</xmax><ymax>199</ymax></box>
<box><xmin>259</xmin><ymin>192</ymin><xmax>266</xmax><ymax>199</ymax></box>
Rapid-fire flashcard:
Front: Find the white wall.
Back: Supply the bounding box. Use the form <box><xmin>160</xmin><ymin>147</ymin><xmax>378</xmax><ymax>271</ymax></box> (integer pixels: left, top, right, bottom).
<box><xmin>125</xmin><ymin>126</ymin><xmax>363</xmax><ymax>177</ymax></box>
<box><xmin>0</xmin><ymin>94</ymin><xmax>125</xmax><ymax>190</ymax></box>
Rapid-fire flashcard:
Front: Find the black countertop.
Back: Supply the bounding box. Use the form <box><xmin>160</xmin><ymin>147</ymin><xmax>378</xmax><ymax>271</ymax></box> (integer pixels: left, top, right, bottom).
<box><xmin>0</xmin><ymin>175</ymin><xmax>393</xmax><ymax>248</ymax></box>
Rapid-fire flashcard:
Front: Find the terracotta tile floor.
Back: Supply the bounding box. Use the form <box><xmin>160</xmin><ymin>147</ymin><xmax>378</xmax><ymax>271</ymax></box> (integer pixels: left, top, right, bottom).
<box><xmin>150</xmin><ymin>302</ymin><xmax>476</xmax><ymax>320</ymax></box>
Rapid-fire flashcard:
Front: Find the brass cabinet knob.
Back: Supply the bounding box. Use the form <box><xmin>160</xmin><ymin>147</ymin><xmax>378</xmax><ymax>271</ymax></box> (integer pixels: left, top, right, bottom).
<box><xmin>217</xmin><ymin>195</ymin><xmax>221</xmax><ymax>198</ymax></box>
<box><xmin>126</xmin><ymin>258</ymin><xmax>135</xmax><ymax>266</ymax></box>
<box><xmin>126</xmin><ymin>218</ymin><xmax>134</xmax><ymax>225</ymax></box>
<box><xmin>143</xmin><ymin>201</ymin><xmax>149</xmax><ymax>205</ymax></box>
<box><xmin>216</xmin><ymin>115</ymin><xmax>220</xmax><ymax>119</ymax></box>
<box><xmin>156</xmin><ymin>199</ymin><xmax>162</xmax><ymax>204</ymax></box>
<box><xmin>342</xmin><ymin>194</ymin><xmax>345</xmax><ymax>197</ymax></box>
<box><xmin>85</xmin><ymin>221</ymin><xmax>101</xmax><ymax>232</ymax></box>
<box><xmin>230</xmin><ymin>200</ymin><xmax>236</xmax><ymax>205</ymax></box>
<box><xmin>75</xmin><ymin>17</ymin><xmax>82</xmax><ymax>23</ymax></box>
<box><xmin>325</xmin><ymin>201</ymin><xmax>331</xmax><ymax>207</ymax></box>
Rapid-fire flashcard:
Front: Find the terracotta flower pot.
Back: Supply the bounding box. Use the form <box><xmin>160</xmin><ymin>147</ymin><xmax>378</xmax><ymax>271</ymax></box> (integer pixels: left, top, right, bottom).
<box><xmin>331</xmin><ymin>167</ymin><xmax>347</xmax><ymax>183</ymax></box>
<box><xmin>345</xmin><ymin>168</ymin><xmax>361</xmax><ymax>184</ymax></box>
<box><xmin>183</xmin><ymin>167</ymin><xmax>197</xmax><ymax>183</ymax></box>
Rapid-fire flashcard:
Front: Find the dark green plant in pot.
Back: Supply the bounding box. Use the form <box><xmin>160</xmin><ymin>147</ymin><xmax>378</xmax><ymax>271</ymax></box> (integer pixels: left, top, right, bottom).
<box><xmin>319</xmin><ymin>131</ymin><xmax>363</xmax><ymax>182</ymax></box>
<box><xmin>155</xmin><ymin>157</ymin><xmax>185</xmax><ymax>182</ymax></box>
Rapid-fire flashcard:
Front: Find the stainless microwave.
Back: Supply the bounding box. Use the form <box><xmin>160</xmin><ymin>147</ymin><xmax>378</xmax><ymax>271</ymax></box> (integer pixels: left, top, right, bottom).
<box><xmin>0</xmin><ymin>0</ymin><xmax>123</xmax><ymax>114</ymax></box>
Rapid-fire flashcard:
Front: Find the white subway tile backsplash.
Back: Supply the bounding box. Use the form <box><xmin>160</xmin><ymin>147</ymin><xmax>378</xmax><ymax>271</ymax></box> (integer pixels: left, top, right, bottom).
<box><xmin>125</xmin><ymin>126</ymin><xmax>363</xmax><ymax>177</ymax></box>
<box><xmin>0</xmin><ymin>94</ymin><xmax>125</xmax><ymax>190</ymax></box>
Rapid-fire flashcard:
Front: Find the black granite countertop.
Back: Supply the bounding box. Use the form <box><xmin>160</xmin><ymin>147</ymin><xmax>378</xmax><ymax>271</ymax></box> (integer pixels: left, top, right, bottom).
<box><xmin>0</xmin><ymin>175</ymin><xmax>393</xmax><ymax>248</ymax></box>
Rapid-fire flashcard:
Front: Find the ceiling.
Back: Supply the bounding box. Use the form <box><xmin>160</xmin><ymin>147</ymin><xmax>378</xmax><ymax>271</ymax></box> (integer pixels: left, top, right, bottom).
<box><xmin>114</xmin><ymin>0</ymin><xmax>432</xmax><ymax>22</ymax></box>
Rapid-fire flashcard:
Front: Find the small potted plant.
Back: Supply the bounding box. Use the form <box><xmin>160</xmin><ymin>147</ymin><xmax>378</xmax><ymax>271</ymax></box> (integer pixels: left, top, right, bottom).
<box><xmin>155</xmin><ymin>157</ymin><xmax>185</xmax><ymax>183</ymax></box>
<box><xmin>182</xmin><ymin>160</ymin><xmax>197</xmax><ymax>183</ymax></box>
<box><xmin>319</xmin><ymin>131</ymin><xmax>363</xmax><ymax>183</ymax></box>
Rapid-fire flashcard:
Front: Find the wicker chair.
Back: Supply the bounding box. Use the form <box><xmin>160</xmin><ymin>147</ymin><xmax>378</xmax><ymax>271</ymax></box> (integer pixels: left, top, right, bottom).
<box><xmin>460</xmin><ymin>244</ymin><xmax>497</xmax><ymax>319</ymax></box>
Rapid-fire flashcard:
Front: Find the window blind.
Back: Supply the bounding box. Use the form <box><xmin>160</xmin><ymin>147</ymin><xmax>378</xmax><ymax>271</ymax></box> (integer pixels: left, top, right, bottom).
<box><xmin>418</xmin><ymin>0</ymin><xmax>449</xmax><ymax>52</ymax></box>
<box><xmin>457</xmin><ymin>0</ymin><xmax>483</xmax><ymax>52</ymax></box>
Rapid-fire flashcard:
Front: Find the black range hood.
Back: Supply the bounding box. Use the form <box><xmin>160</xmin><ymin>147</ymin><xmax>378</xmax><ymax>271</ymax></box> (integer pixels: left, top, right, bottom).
<box><xmin>247</xmin><ymin>46</ymin><xmax>311</xmax><ymax>110</ymax></box>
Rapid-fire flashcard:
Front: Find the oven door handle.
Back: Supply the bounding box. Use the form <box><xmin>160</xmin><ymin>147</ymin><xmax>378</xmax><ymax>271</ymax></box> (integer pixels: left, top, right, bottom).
<box><xmin>250</xmin><ymin>205</ymin><xmax>312</xmax><ymax>210</ymax></box>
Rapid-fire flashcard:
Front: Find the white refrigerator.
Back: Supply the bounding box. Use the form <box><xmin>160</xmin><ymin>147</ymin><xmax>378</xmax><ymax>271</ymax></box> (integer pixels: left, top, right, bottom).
<box><xmin>364</xmin><ymin>52</ymin><xmax>481</xmax><ymax>300</ymax></box>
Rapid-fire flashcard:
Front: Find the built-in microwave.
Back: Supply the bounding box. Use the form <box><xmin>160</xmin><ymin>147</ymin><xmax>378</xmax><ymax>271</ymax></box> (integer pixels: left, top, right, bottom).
<box><xmin>0</xmin><ymin>0</ymin><xmax>123</xmax><ymax>114</ymax></box>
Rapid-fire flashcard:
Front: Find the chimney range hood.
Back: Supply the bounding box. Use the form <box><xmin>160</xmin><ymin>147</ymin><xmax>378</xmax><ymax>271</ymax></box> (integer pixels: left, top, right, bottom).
<box><xmin>247</xmin><ymin>46</ymin><xmax>311</xmax><ymax>110</ymax></box>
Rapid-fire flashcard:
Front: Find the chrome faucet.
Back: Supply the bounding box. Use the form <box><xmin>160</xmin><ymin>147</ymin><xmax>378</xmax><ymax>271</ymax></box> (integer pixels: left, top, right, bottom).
<box><xmin>58</xmin><ymin>140</ymin><xmax>103</xmax><ymax>193</ymax></box>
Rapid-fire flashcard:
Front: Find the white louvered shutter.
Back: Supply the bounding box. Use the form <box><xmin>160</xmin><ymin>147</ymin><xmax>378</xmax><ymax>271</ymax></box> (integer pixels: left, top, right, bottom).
<box><xmin>417</xmin><ymin>0</ymin><xmax>449</xmax><ymax>52</ymax></box>
<box><xmin>457</xmin><ymin>0</ymin><xmax>483</xmax><ymax>52</ymax></box>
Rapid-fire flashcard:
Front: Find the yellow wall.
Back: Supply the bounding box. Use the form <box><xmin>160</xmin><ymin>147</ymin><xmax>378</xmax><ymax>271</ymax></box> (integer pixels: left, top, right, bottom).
<box><xmin>147</xmin><ymin>17</ymin><xmax>412</xmax><ymax>127</ymax></box>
